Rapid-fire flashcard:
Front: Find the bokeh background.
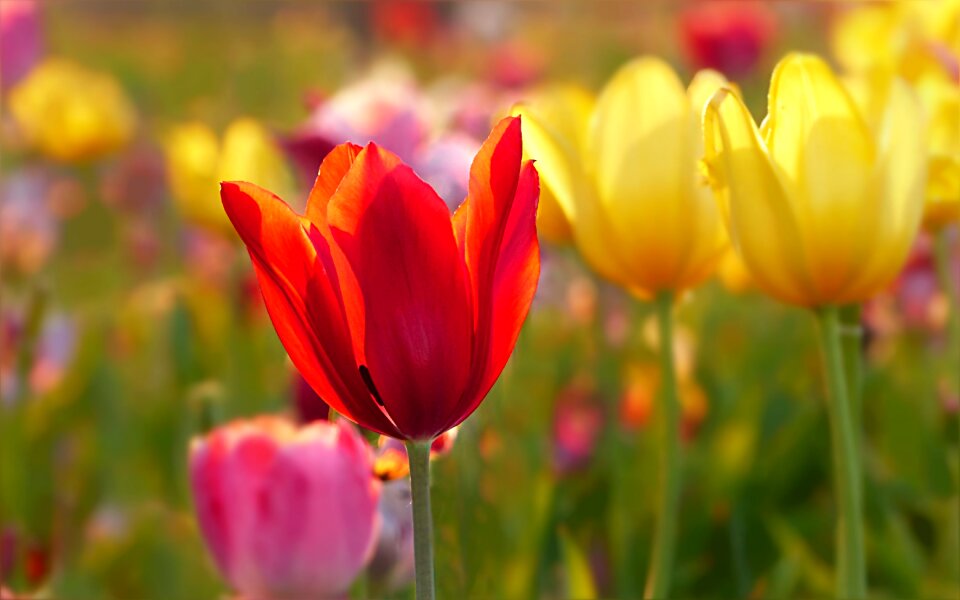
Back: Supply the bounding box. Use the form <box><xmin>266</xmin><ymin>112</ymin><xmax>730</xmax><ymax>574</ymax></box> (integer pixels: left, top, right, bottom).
<box><xmin>1</xmin><ymin>1</ymin><xmax>958</xmax><ymax>598</ymax></box>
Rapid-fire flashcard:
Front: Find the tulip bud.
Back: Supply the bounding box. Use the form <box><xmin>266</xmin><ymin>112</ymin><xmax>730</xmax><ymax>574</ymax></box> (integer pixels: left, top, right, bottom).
<box><xmin>189</xmin><ymin>417</ymin><xmax>380</xmax><ymax>599</ymax></box>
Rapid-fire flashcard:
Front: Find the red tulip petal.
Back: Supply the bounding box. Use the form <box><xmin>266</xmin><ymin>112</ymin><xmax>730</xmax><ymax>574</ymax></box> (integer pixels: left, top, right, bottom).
<box><xmin>303</xmin><ymin>143</ymin><xmax>369</xmax><ymax>370</ymax></box>
<box><xmin>449</xmin><ymin>116</ymin><xmax>541</xmax><ymax>429</ymax></box>
<box><xmin>221</xmin><ymin>181</ymin><xmax>401</xmax><ymax>437</ymax></box>
<box><xmin>327</xmin><ymin>144</ymin><xmax>474</xmax><ymax>440</ymax></box>
<box><xmin>305</xmin><ymin>142</ymin><xmax>363</xmax><ymax>229</ymax></box>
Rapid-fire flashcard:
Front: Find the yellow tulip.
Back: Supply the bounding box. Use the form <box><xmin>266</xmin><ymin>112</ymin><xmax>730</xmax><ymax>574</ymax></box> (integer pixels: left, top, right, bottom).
<box><xmin>8</xmin><ymin>58</ymin><xmax>136</xmax><ymax>163</ymax></box>
<box><xmin>843</xmin><ymin>61</ymin><xmax>959</xmax><ymax>233</ymax></box>
<box><xmin>514</xmin><ymin>58</ymin><xmax>729</xmax><ymax>295</ymax></box>
<box><xmin>918</xmin><ymin>75</ymin><xmax>960</xmax><ymax>230</ymax></box>
<box><xmin>165</xmin><ymin>118</ymin><xmax>294</xmax><ymax>235</ymax></box>
<box><xmin>831</xmin><ymin>0</ymin><xmax>960</xmax><ymax>84</ymax></box>
<box><xmin>514</xmin><ymin>84</ymin><xmax>594</xmax><ymax>244</ymax></box>
<box><xmin>703</xmin><ymin>53</ymin><xmax>926</xmax><ymax>307</ymax></box>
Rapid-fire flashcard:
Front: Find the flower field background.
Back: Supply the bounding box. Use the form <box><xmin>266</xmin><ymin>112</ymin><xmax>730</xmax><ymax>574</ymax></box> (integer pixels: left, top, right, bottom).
<box><xmin>1</xmin><ymin>2</ymin><xmax>958</xmax><ymax>599</ymax></box>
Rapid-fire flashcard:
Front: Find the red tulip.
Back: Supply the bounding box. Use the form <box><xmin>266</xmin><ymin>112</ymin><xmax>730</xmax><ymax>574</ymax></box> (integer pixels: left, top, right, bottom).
<box><xmin>221</xmin><ymin>116</ymin><xmax>540</xmax><ymax>441</ymax></box>
<box><xmin>679</xmin><ymin>1</ymin><xmax>777</xmax><ymax>78</ymax></box>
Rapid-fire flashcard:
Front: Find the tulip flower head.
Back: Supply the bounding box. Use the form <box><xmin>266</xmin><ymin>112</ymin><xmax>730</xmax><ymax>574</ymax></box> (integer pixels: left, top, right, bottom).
<box><xmin>166</xmin><ymin>118</ymin><xmax>295</xmax><ymax>236</ymax></box>
<box><xmin>221</xmin><ymin>116</ymin><xmax>540</xmax><ymax>441</ymax></box>
<box><xmin>189</xmin><ymin>417</ymin><xmax>380</xmax><ymax>599</ymax></box>
<box><xmin>514</xmin><ymin>58</ymin><xmax>730</xmax><ymax>296</ymax></box>
<box><xmin>8</xmin><ymin>58</ymin><xmax>135</xmax><ymax>163</ymax></box>
<box><xmin>703</xmin><ymin>53</ymin><xmax>927</xmax><ymax>307</ymax></box>
<box><xmin>917</xmin><ymin>75</ymin><xmax>960</xmax><ymax>231</ymax></box>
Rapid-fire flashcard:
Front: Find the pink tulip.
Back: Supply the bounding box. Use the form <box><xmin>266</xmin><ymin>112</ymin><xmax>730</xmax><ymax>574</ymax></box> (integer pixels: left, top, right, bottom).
<box><xmin>0</xmin><ymin>0</ymin><xmax>43</xmax><ymax>90</ymax></box>
<box><xmin>281</xmin><ymin>69</ymin><xmax>481</xmax><ymax>211</ymax></box>
<box><xmin>189</xmin><ymin>417</ymin><xmax>380</xmax><ymax>599</ymax></box>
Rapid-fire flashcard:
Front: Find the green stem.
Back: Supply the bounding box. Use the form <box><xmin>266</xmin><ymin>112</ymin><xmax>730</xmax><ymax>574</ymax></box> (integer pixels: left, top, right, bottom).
<box><xmin>406</xmin><ymin>440</ymin><xmax>436</xmax><ymax>600</ymax></box>
<box><xmin>839</xmin><ymin>304</ymin><xmax>864</xmax><ymax>438</ymax></box>
<box><xmin>817</xmin><ymin>306</ymin><xmax>867</xmax><ymax>599</ymax></box>
<box><xmin>933</xmin><ymin>229</ymin><xmax>960</xmax><ymax>584</ymax></box>
<box><xmin>644</xmin><ymin>291</ymin><xmax>682</xmax><ymax>599</ymax></box>
<box><xmin>933</xmin><ymin>230</ymin><xmax>960</xmax><ymax>393</ymax></box>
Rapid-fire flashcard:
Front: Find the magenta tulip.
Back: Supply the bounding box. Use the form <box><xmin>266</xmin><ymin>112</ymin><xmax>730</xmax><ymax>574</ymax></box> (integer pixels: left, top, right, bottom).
<box><xmin>189</xmin><ymin>417</ymin><xmax>380</xmax><ymax>599</ymax></box>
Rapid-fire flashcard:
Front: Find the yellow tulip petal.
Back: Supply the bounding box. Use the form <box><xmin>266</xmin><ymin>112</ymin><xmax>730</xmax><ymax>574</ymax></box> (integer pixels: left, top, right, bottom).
<box><xmin>831</xmin><ymin>5</ymin><xmax>899</xmax><ymax>75</ymax></box>
<box><xmin>687</xmin><ymin>70</ymin><xmax>734</xmax><ymax>125</ymax></box>
<box><xmin>512</xmin><ymin>85</ymin><xmax>594</xmax><ymax>244</ymax></box>
<box><xmin>703</xmin><ymin>88</ymin><xmax>813</xmax><ymax>305</ymax></box>
<box><xmin>925</xmin><ymin>155</ymin><xmax>960</xmax><ymax>230</ymax></box>
<box><xmin>840</xmin><ymin>80</ymin><xmax>926</xmax><ymax>302</ymax></box>
<box><xmin>764</xmin><ymin>53</ymin><xmax>877</xmax><ymax>299</ymax></box>
<box><xmin>512</xmin><ymin>107</ymin><xmax>631</xmax><ymax>286</ymax></box>
<box><xmin>587</xmin><ymin>57</ymin><xmax>693</xmax><ymax>290</ymax></box>
<box><xmin>165</xmin><ymin>122</ymin><xmax>226</xmax><ymax>232</ymax></box>
<box><xmin>676</xmin><ymin>69</ymin><xmax>735</xmax><ymax>288</ymax></box>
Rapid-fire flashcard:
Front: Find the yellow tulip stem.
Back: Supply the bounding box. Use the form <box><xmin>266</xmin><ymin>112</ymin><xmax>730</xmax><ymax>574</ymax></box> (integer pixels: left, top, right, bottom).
<box><xmin>406</xmin><ymin>439</ymin><xmax>436</xmax><ymax>600</ymax></box>
<box><xmin>839</xmin><ymin>305</ymin><xmax>864</xmax><ymax>442</ymax></box>
<box><xmin>817</xmin><ymin>305</ymin><xmax>867</xmax><ymax>599</ymax></box>
<box><xmin>644</xmin><ymin>291</ymin><xmax>682</xmax><ymax>600</ymax></box>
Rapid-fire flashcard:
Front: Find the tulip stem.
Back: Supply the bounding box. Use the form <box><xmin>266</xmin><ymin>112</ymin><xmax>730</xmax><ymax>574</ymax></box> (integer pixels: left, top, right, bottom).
<box><xmin>933</xmin><ymin>230</ymin><xmax>960</xmax><ymax>393</ymax></box>
<box><xmin>644</xmin><ymin>291</ymin><xmax>682</xmax><ymax>599</ymax></box>
<box><xmin>817</xmin><ymin>305</ymin><xmax>867</xmax><ymax>599</ymax></box>
<box><xmin>406</xmin><ymin>439</ymin><xmax>436</xmax><ymax>600</ymax></box>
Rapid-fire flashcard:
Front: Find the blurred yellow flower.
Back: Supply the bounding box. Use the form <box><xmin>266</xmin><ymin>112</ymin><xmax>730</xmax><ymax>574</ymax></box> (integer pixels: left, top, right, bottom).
<box><xmin>514</xmin><ymin>58</ymin><xmax>729</xmax><ymax>295</ymax></box>
<box><xmin>514</xmin><ymin>83</ymin><xmax>593</xmax><ymax>244</ymax></box>
<box><xmin>831</xmin><ymin>0</ymin><xmax>959</xmax><ymax>84</ymax></box>
<box><xmin>8</xmin><ymin>58</ymin><xmax>136</xmax><ymax>162</ymax></box>
<box><xmin>165</xmin><ymin>118</ymin><xmax>294</xmax><ymax>235</ymax></box>
<box><xmin>703</xmin><ymin>53</ymin><xmax>926</xmax><ymax>307</ymax></box>
<box><xmin>917</xmin><ymin>75</ymin><xmax>960</xmax><ymax>230</ymax></box>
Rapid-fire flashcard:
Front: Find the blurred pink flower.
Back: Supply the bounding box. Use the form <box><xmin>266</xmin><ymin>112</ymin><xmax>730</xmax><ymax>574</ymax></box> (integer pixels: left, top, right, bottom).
<box><xmin>0</xmin><ymin>0</ymin><xmax>43</xmax><ymax>90</ymax></box>
<box><xmin>864</xmin><ymin>232</ymin><xmax>959</xmax><ymax>338</ymax></box>
<box><xmin>282</xmin><ymin>68</ymin><xmax>480</xmax><ymax>210</ymax></box>
<box><xmin>1</xmin><ymin>310</ymin><xmax>76</xmax><ymax>405</ymax></box>
<box><xmin>189</xmin><ymin>417</ymin><xmax>380</xmax><ymax>599</ymax></box>
<box><xmin>552</xmin><ymin>384</ymin><xmax>604</xmax><ymax>474</ymax></box>
<box><xmin>0</xmin><ymin>169</ymin><xmax>58</xmax><ymax>277</ymax></box>
<box><xmin>678</xmin><ymin>1</ymin><xmax>777</xmax><ymax>78</ymax></box>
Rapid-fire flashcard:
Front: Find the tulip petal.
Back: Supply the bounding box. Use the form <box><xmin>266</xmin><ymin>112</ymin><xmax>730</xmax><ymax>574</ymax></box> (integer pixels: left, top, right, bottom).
<box><xmin>839</xmin><ymin>80</ymin><xmax>926</xmax><ymax>302</ymax></box>
<box><xmin>511</xmin><ymin>84</ymin><xmax>592</xmax><ymax>244</ymax></box>
<box><xmin>512</xmin><ymin>106</ymin><xmax>630</xmax><ymax>285</ymax></box>
<box><xmin>221</xmin><ymin>181</ymin><xmax>402</xmax><ymax>437</ymax></box>
<box><xmin>703</xmin><ymin>88</ymin><xmax>814</xmax><ymax>305</ymax></box>
<box><xmin>587</xmin><ymin>57</ymin><xmax>692</xmax><ymax>289</ymax></box>
<box><xmin>764</xmin><ymin>53</ymin><xmax>877</xmax><ymax>298</ymax></box>
<box><xmin>450</xmin><ymin>116</ymin><xmax>541</xmax><ymax>429</ymax></box>
<box><xmin>305</xmin><ymin>142</ymin><xmax>363</xmax><ymax>227</ymax></box>
<box><xmin>327</xmin><ymin>144</ymin><xmax>474</xmax><ymax>440</ymax></box>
